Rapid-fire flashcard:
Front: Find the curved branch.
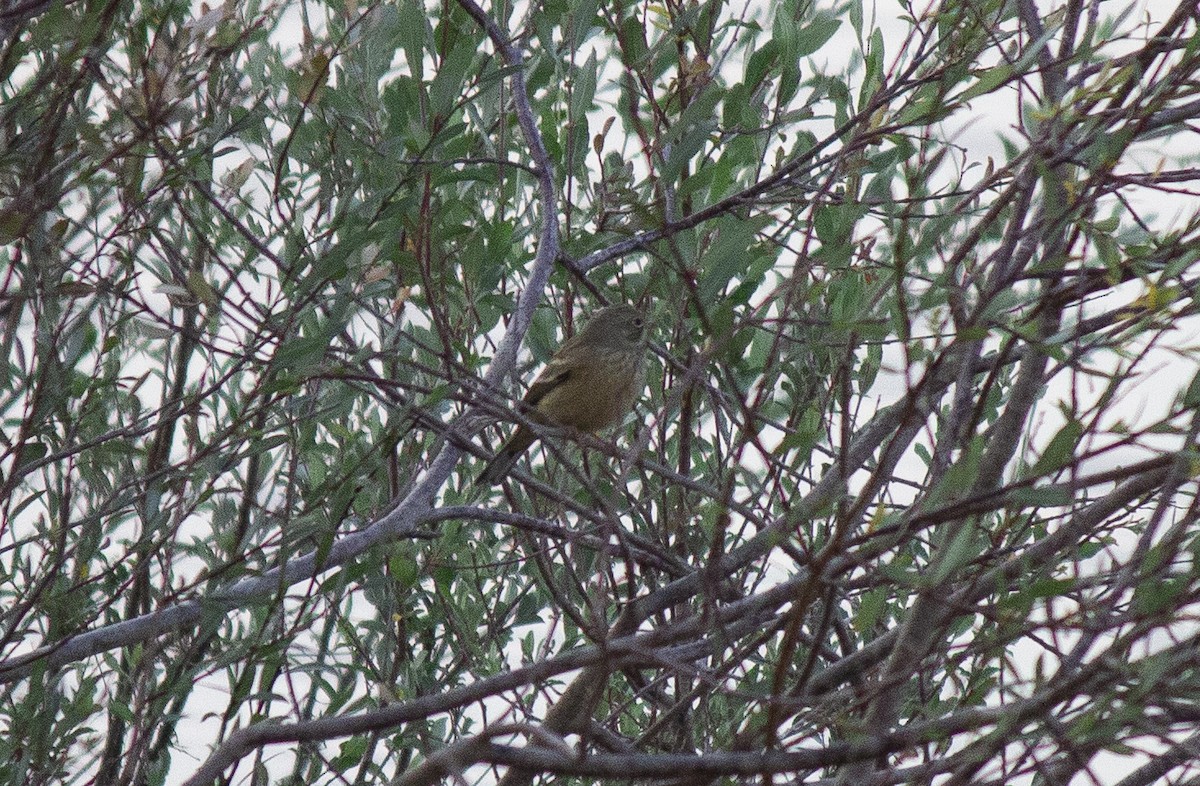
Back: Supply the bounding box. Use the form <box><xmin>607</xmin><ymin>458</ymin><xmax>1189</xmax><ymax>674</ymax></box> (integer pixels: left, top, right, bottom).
<box><xmin>457</xmin><ymin>0</ymin><xmax>560</xmax><ymax>385</ymax></box>
<box><xmin>0</xmin><ymin>0</ymin><xmax>564</xmax><ymax>686</ymax></box>
<box><xmin>180</xmin><ymin>574</ymin><xmax>805</xmax><ymax>785</ymax></box>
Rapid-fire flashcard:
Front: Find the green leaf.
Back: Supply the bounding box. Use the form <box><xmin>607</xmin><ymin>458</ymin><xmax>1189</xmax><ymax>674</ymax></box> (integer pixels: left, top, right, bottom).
<box><xmin>853</xmin><ymin>588</ymin><xmax>887</xmax><ymax>632</ymax></box>
<box><xmin>794</xmin><ymin>16</ymin><xmax>841</xmax><ymax>57</ymax></box>
<box><xmin>913</xmin><ymin>442</ymin><xmax>932</xmax><ymax>467</ymax></box>
<box><xmin>960</xmin><ymin>63</ymin><xmax>1013</xmax><ymax>101</ymax></box>
<box><xmin>1133</xmin><ymin>576</ymin><xmax>1186</xmax><ymax>616</ymax></box>
<box><xmin>1031</xmin><ymin>419</ymin><xmax>1083</xmax><ymax>476</ymax></box>
<box><xmin>777</xmin><ymin>405</ymin><xmax>822</xmax><ymax>460</ymax></box>
<box><xmin>389</xmin><ymin>552</ymin><xmax>420</xmax><ymax>590</ymax></box>
<box><xmin>925</xmin><ymin>438</ymin><xmax>983</xmax><ymax>508</ymax></box>
<box><xmin>332</xmin><ymin>736</ymin><xmax>369</xmax><ymax>771</ymax></box>
<box><xmin>929</xmin><ymin>524</ymin><xmax>985</xmax><ymax>584</ymax></box>
<box><xmin>813</xmin><ymin>201</ymin><xmax>867</xmax><ymax>247</ymax></box>
<box><xmin>744</xmin><ymin>39</ymin><xmax>779</xmax><ymax>90</ymax></box>
<box><xmin>1183</xmin><ymin>368</ymin><xmax>1200</xmax><ymax>407</ymax></box>
<box><xmin>568</xmin><ymin>0</ymin><xmax>601</xmax><ymax>47</ymax></box>
<box><xmin>698</xmin><ymin>216</ymin><xmax>771</xmax><ymax>303</ymax></box>
<box><xmin>275</xmin><ymin>335</ymin><xmax>328</xmax><ymax>371</ymax></box>
<box><xmin>1026</xmin><ymin>577</ymin><xmax>1076</xmax><ymax>599</ymax></box>
<box><xmin>1007</xmin><ymin>486</ymin><xmax>1074</xmax><ymax>507</ymax></box>
<box><xmin>108</xmin><ymin>700</ymin><xmax>134</xmax><ymax>723</ymax></box>
<box><xmin>429</xmin><ymin>36</ymin><xmax>476</xmax><ymax>119</ymax></box>
<box><xmin>858</xmin><ymin>341</ymin><xmax>881</xmax><ymax>392</ymax></box>
<box><xmin>570</xmin><ymin>50</ymin><xmax>599</xmax><ymax>122</ymax></box>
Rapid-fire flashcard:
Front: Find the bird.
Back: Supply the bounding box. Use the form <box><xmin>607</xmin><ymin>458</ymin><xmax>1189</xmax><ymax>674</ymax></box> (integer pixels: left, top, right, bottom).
<box><xmin>476</xmin><ymin>304</ymin><xmax>647</xmax><ymax>485</ymax></box>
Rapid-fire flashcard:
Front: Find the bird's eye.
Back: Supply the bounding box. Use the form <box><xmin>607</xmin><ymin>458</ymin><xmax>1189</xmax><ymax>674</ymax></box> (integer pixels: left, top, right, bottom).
<box><xmin>633</xmin><ymin>317</ymin><xmax>644</xmax><ymax>328</ymax></box>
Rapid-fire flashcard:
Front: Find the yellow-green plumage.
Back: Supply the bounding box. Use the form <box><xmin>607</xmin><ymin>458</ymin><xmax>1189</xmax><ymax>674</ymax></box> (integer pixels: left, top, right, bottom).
<box><xmin>477</xmin><ymin>305</ymin><xmax>647</xmax><ymax>485</ymax></box>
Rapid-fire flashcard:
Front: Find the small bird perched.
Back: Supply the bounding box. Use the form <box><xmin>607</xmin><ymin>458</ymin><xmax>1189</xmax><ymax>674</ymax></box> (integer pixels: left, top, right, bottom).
<box><xmin>476</xmin><ymin>304</ymin><xmax>648</xmax><ymax>485</ymax></box>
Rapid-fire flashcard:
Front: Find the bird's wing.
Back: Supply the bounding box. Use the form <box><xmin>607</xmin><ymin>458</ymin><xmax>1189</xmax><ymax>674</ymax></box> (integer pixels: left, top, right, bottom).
<box><xmin>521</xmin><ymin>331</ymin><xmax>585</xmax><ymax>406</ymax></box>
<box><xmin>524</xmin><ymin>356</ymin><xmax>573</xmax><ymax>406</ymax></box>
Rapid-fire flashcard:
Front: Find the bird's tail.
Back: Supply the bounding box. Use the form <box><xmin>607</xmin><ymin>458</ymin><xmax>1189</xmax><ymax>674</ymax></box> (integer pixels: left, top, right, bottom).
<box><xmin>475</xmin><ymin>427</ymin><xmax>538</xmax><ymax>485</ymax></box>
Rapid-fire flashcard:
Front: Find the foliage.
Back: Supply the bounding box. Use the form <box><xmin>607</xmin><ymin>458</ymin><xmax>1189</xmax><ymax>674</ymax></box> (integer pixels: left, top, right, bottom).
<box><xmin>2</xmin><ymin>0</ymin><xmax>1200</xmax><ymax>784</ymax></box>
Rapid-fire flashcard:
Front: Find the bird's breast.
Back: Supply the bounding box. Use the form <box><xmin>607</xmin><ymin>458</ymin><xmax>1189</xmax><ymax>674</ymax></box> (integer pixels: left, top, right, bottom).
<box><xmin>535</xmin><ymin>350</ymin><xmax>643</xmax><ymax>432</ymax></box>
